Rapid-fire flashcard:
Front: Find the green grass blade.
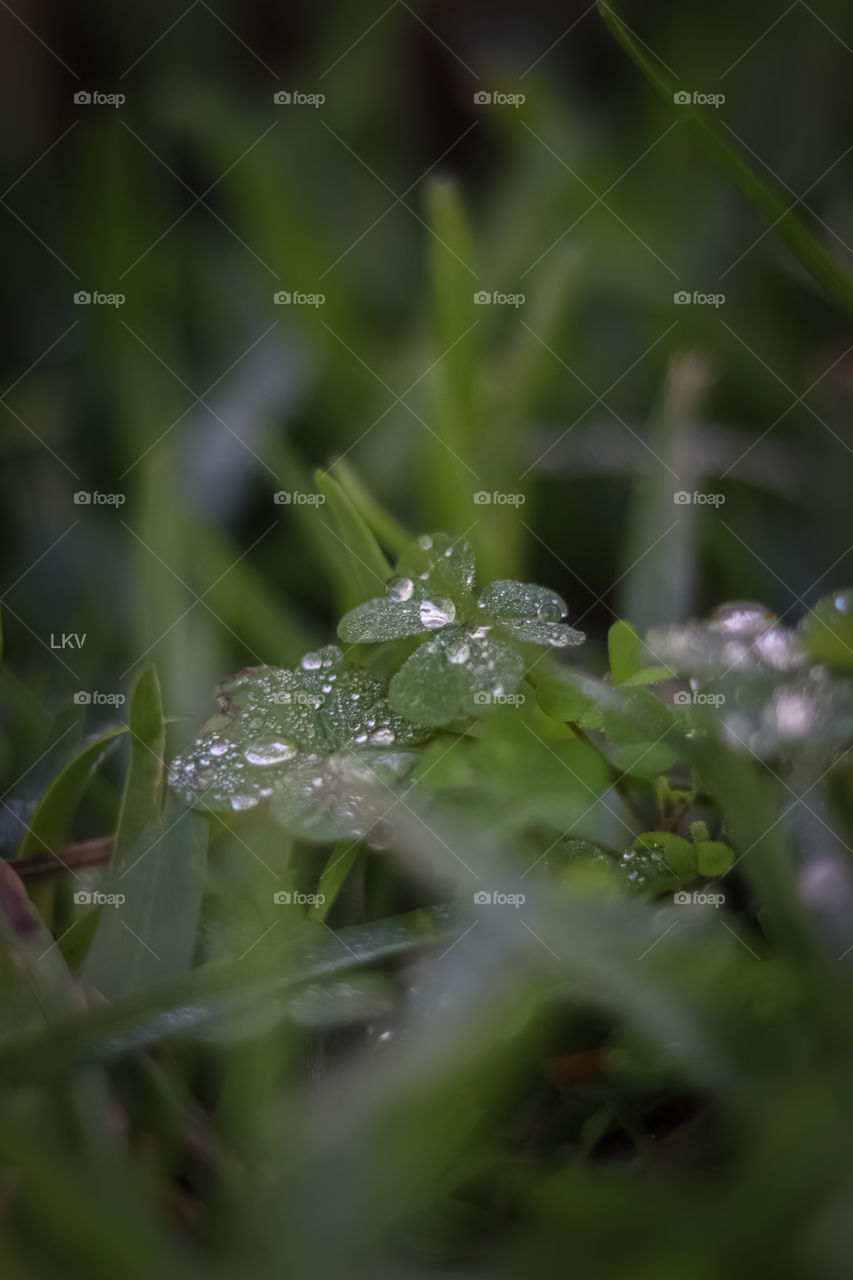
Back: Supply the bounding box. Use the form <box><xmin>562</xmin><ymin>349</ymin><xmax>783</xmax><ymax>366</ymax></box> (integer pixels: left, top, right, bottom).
<box><xmin>18</xmin><ymin>727</ymin><xmax>127</xmax><ymax>859</ymax></box>
<box><xmin>315</xmin><ymin>469</ymin><xmax>393</xmax><ymax>609</ymax></box>
<box><xmin>82</xmin><ymin>668</ymin><xmax>208</xmax><ymax>997</ymax></box>
<box><xmin>599</xmin><ymin>3</ymin><xmax>853</xmax><ymax>316</ymax></box>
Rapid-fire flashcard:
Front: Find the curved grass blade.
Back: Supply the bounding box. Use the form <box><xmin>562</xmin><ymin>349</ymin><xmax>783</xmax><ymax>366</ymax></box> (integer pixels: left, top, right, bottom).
<box><xmin>599</xmin><ymin>3</ymin><xmax>853</xmax><ymax>317</ymax></box>
<box><xmin>82</xmin><ymin>668</ymin><xmax>207</xmax><ymax>998</ymax></box>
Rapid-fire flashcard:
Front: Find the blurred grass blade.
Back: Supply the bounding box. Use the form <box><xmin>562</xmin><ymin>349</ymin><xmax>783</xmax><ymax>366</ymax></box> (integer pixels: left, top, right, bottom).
<box><xmin>0</xmin><ymin>907</ymin><xmax>455</xmax><ymax>1082</ymax></box>
<box><xmin>424</xmin><ymin>179</ymin><xmax>480</xmax><ymax>536</ymax></box>
<box><xmin>83</xmin><ymin>668</ymin><xmax>207</xmax><ymax>997</ymax></box>
<box><xmin>315</xmin><ymin>469</ymin><xmax>392</xmax><ymax>609</ymax></box>
<box><xmin>620</xmin><ymin>350</ymin><xmax>712</xmax><ymax>630</ymax></box>
<box><xmin>600</xmin><ymin>3</ymin><xmax>853</xmax><ymax>315</ymax></box>
<box><xmin>328</xmin><ymin>458</ymin><xmax>411</xmax><ymax>557</ymax></box>
<box><xmin>17</xmin><ymin>726</ymin><xmax>127</xmax><ymax>859</ymax></box>
<box><xmin>311</xmin><ymin>840</ymin><xmax>361</xmax><ymax>922</ymax></box>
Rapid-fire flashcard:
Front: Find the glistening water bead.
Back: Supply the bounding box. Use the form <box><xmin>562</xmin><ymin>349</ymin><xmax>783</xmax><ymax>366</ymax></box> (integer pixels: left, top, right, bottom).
<box><xmin>386</xmin><ymin>576</ymin><xmax>414</xmax><ymax>602</ymax></box>
<box><xmin>419</xmin><ymin>598</ymin><xmax>456</xmax><ymax>630</ymax></box>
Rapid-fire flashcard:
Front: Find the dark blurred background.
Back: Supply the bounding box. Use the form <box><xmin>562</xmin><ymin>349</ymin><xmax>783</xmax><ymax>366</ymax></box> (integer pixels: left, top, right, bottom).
<box><xmin>2</xmin><ymin>0</ymin><xmax>852</xmax><ymax>801</ymax></box>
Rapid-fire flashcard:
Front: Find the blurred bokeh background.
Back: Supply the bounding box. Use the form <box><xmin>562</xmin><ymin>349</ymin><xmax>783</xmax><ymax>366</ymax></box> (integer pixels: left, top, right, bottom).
<box><xmin>2</xmin><ymin>0</ymin><xmax>852</xmax><ymax>803</ymax></box>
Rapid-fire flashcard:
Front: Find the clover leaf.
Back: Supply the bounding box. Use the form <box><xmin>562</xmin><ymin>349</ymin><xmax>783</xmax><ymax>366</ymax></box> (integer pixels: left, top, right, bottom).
<box><xmin>337</xmin><ymin>533</ymin><xmax>585</xmax><ymax>727</ymax></box>
<box><xmin>168</xmin><ymin>645</ymin><xmax>427</xmax><ymax>840</ymax></box>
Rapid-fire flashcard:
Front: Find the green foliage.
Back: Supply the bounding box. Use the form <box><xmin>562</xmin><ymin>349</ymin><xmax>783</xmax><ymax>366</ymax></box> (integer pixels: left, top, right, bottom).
<box><xmin>3</xmin><ymin>6</ymin><xmax>853</xmax><ymax>1274</ymax></box>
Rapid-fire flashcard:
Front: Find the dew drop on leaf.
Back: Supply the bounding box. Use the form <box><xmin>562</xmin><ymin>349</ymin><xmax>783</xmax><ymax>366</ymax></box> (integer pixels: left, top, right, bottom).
<box><xmin>419</xmin><ymin>598</ymin><xmax>456</xmax><ymax>630</ymax></box>
<box><xmin>386</xmin><ymin>576</ymin><xmax>414</xmax><ymax>602</ymax></box>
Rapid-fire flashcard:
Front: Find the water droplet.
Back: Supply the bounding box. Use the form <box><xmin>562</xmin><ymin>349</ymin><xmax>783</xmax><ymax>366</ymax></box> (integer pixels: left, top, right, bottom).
<box><xmin>711</xmin><ymin>601</ymin><xmax>775</xmax><ymax>636</ymax></box>
<box><xmin>370</xmin><ymin>727</ymin><xmax>396</xmax><ymax>745</ymax></box>
<box><xmin>244</xmin><ymin>740</ymin><xmax>297</xmax><ymax>766</ymax></box>
<box><xmin>230</xmin><ymin>794</ymin><xmax>258</xmax><ymax>811</ymax></box>
<box><xmin>386</xmin><ymin>576</ymin><xmax>414</xmax><ymax>602</ymax></box>
<box><xmin>417</xmin><ymin>535</ymin><xmax>434</xmax><ymax>550</ymax></box>
<box><xmin>300</xmin><ymin>652</ymin><xmax>322</xmax><ymax>671</ymax></box>
<box><xmin>419</xmin><ymin>598</ymin><xmax>455</xmax><ymax>630</ymax></box>
<box><xmin>537</xmin><ymin>599</ymin><xmax>564</xmax><ymax>623</ymax></box>
<box><xmin>447</xmin><ymin>640</ymin><xmax>469</xmax><ymax>665</ymax></box>
<box><xmin>209</xmin><ymin>740</ymin><xmax>229</xmax><ymax>757</ymax></box>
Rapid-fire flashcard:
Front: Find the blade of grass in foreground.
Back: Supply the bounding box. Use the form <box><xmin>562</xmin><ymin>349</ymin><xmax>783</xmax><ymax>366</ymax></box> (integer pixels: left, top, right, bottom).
<box><xmin>599</xmin><ymin>3</ymin><xmax>853</xmax><ymax>317</ymax></box>
<box><xmin>82</xmin><ymin>668</ymin><xmax>207</xmax><ymax>998</ymax></box>
<box><xmin>0</xmin><ymin>907</ymin><xmax>455</xmax><ymax>1083</ymax></box>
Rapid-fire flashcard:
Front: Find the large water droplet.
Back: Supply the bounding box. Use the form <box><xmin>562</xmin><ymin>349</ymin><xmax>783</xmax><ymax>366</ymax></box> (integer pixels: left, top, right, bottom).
<box><xmin>386</xmin><ymin>576</ymin><xmax>414</xmax><ymax>602</ymax></box>
<box><xmin>419</xmin><ymin>598</ymin><xmax>455</xmax><ymax>630</ymax></box>
<box><xmin>300</xmin><ymin>652</ymin><xmax>323</xmax><ymax>671</ymax></box>
<box><xmin>244</xmin><ymin>740</ymin><xmax>297</xmax><ymax>766</ymax></box>
<box><xmin>537</xmin><ymin>599</ymin><xmax>564</xmax><ymax>623</ymax></box>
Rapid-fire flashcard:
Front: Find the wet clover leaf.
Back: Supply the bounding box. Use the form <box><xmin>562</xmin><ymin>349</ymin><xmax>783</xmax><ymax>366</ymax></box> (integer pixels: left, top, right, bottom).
<box><xmin>337</xmin><ymin>533</ymin><xmax>585</xmax><ymax>727</ymax></box>
<box><xmin>168</xmin><ymin>645</ymin><xmax>427</xmax><ymax>840</ymax></box>
<box><xmin>477</xmin><ymin>580</ymin><xmax>585</xmax><ymax>648</ymax></box>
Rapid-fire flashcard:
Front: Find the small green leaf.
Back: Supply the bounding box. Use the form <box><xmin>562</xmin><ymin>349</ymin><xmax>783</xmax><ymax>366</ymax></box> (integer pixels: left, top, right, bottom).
<box><xmin>609</xmin><ymin>620</ymin><xmax>672</xmax><ymax>685</ymax></box>
<box><xmin>270</xmin><ymin>749</ymin><xmax>419</xmax><ymax>840</ymax></box>
<box><xmin>612</xmin><ymin>741</ymin><xmax>679</xmax><ymax>778</ymax></box>
<box><xmin>634</xmin><ymin>831</ymin><xmax>697</xmax><ymax>882</ymax></box>
<box><xmin>338</xmin><ymin>597</ymin><xmax>429</xmax><ymax>644</ymax></box>
<box><xmin>168</xmin><ymin>646</ymin><xmax>426</xmax><ymax>819</ymax></box>
<box><xmin>389</xmin><ymin>643</ymin><xmax>470</xmax><ymax>727</ymax></box>
<box><xmin>536</xmin><ymin>678</ymin><xmax>604</xmax><ymax>729</ymax></box>
<box><xmin>478</xmin><ymin>580</ymin><xmax>584</xmax><ymax>647</ymax></box>
<box><xmin>696</xmin><ymin>840</ymin><xmax>735</xmax><ymax>877</ymax></box>
<box><xmin>620</xmin><ymin>666</ymin><xmax>673</xmax><ymax>686</ymax></box>
<box><xmin>394</xmin><ymin>532</ymin><xmax>477</xmax><ymax>598</ymax></box>
<box><xmin>608</xmin><ymin>620</ymin><xmax>642</xmax><ymax>684</ymax></box>
<box><xmin>801</xmin><ymin>589</ymin><xmax>853</xmax><ymax>668</ymax></box>
<box><xmin>601</xmin><ymin>686</ymin><xmax>677</xmax><ymax>746</ymax></box>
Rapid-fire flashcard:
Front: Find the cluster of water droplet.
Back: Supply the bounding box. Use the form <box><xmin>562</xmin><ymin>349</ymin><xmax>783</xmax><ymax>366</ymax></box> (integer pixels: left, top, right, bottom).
<box><xmin>167</xmin><ymin>644</ymin><xmax>427</xmax><ymax>833</ymax></box>
<box><xmin>477</xmin><ymin>579</ymin><xmax>585</xmax><ymax>648</ymax></box>
<box><xmin>649</xmin><ymin>601</ymin><xmax>853</xmax><ymax>757</ymax></box>
<box><xmin>555</xmin><ymin>838</ymin><xmax>676</xmax><ymax>894</ymax></box>
<box><xmin>648</xmin><ymin>602</ymin><xmax>805</xmax><ymax>677</ymax></box>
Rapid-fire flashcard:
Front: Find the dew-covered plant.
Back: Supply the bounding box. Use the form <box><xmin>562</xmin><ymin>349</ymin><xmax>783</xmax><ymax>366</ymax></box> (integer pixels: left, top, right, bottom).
<box><xmin>165</xmin><ymin>509</ymin><xmax>853</xmax><ymax>942</ymax></box>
